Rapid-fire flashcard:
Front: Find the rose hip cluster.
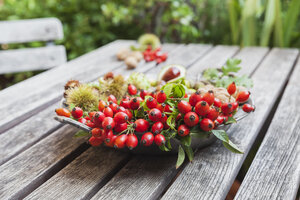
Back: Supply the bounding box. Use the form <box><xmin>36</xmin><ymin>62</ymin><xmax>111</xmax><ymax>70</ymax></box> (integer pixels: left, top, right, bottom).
<box><xmin>55</xmin><ymin>81</ymin><xmax>254</xmax><ymax>149</ymax></box>
<box><xmin>143</xmin><ymin>46</ymin><xmax>168</xmax><ymax>64</ymax></box>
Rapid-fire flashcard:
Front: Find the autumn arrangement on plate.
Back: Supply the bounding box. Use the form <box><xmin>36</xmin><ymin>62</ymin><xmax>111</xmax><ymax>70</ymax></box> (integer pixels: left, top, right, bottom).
<box><xmin>54</xmin><ymin>36</ymin><xmax>255</xmax><ymax>168</ymax></box>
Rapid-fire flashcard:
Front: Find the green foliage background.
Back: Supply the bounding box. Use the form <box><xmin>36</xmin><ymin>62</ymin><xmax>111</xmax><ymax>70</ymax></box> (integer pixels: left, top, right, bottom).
<box><xmin>0</xmin><ymin>0</ymin><xmax>299</xmax><ymax>89</ymax></box>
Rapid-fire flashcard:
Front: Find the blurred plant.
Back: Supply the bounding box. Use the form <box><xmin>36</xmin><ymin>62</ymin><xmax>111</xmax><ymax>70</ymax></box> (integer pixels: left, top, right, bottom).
<box><xmin>227</xmin><ymin>0</ymin><xmax>300</xmax><ymax>47</ymax></box>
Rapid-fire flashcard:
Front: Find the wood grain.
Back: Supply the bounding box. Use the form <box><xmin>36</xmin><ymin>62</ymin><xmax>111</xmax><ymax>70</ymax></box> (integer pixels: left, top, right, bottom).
<box><xmin>161</xmin><ymin>48</ymin><xmax>299</xmax><ymax>200</ymax></box>
<box><xmin>0</xmin><ymin>125</ymin><xmax>88</xmax><ymax>200</ymax></box>
<box><xmin>90</xmin><ymin>45</ymin><xmax>241</xmax><ymax>200</ymax></box>
<box><xmin>0</xmin><ymin>18</ymin><xmax>63</xmax><ymax>44</ymax></box>
<box><xmin>17</xmin><ymin>44</ymin><xmax>212</xmax><ymax>199</ymax></box>
<box><xmin>0</xmin><ymin>46</ymin><xmax>66</xmax><ymax>74</ymax></box>
<box><xmin>25</xmin><ymin>147</ymin><xmax>130</xmax><ymax>200</ymax></box>
<box><xmin>234</xmin><ymin>57</ymin><xmax>300</xmax><ymax>200</ymax></box>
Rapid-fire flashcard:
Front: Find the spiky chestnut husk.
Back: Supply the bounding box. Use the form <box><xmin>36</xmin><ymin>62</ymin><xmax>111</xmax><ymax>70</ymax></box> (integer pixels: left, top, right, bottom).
<box><xmin>64</xmin><ymin>80</ymin><xmax>80</xmax><ymax>97</ymax></box>
<box><xmin>66</xmin><ymin>84</ymin><xmax>99</xmax><ymax>112</ymax></box>
<box><xmin>99</xmin><ymin>75</ymin><xmax>127</xmax><ymax>100</ymax></box>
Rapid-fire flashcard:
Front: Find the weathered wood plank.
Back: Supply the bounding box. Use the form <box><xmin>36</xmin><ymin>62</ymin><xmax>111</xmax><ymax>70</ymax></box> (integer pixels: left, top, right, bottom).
<box><xmin>0</xmin><ymin>18</ymin><xmax>63</xmax><ymax>44</ymax></box>
<box><xmin>0</xmin><ymin>46</ymin><xmax>67</xmax><ymax>74</ymax></box>
<box><xmin>0</xmin><ymin>40</ymin><xmax>135</xmax><ymax>134</ymax></box>
<box><xmin>235</xmin><ymin>57</ymin><xmax>300</xmax><ymax>200</ymax></box>
<box><xmin>25</xmin><ymin>147</ymin><xmax>130</xmax><ymax>200</ymax></box>
<box><xmin>17</xmin><ymin>44</ymin><xmax>212</xmax><ymax>199</ymax></box>
<box><xmin>161</xmin><ymin>48</ymin><xmax>299</xmax><ymax>200</ymax></box>
<box><xmin>0</xmin><ymin>43</ymin><xmax>178</xmax><ymax>167</ymax></box>
<box><xmin>90</xmin><ymin>45</ymin><xmax>242</xmax><ymax>200</ymax></box>
<box><xmin>0</xmin><ymin>125</ymin><xmax>88</xmax><ymax>200</ymax></box>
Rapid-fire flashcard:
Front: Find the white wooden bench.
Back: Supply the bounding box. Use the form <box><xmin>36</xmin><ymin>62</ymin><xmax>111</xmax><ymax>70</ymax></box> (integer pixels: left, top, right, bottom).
<box><xmin>0</xmin><ymin>18</ymin><xmax>66</xmax><ymax>74</ymax></box>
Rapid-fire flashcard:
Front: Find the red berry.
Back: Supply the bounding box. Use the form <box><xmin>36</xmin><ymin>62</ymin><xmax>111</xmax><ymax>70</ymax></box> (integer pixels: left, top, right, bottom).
<box><xmin>178</xmin><ymin>124</ymin><xmax>190</xmax><ymax>137</ymax></box>
<box><xmin>91</xmin><ymin>128</ymin><xmax>102</xmax><ymax>137</ymax></box>
<box><xmin>114</xmin><ymin>112</ymin><xmax>128</xmax><ymax>124</ymax></box>
<box><xmin>102</xmin><ymin>117</ymin><xmax>115</xmax><ymax>131</ymax></box>
<box><xmin>114</xmin><ymin>134</ymin><xmax>128</xmax><ymax>149</ymax></box>
<box><xmin>105</xmin><ymin>135</ymin><xmax>117</xmax><ymax>147</ymax></box>
<box><xmin>124</xmin><ymin>109</ymin><xmax>133</xmax><ymax>121</ymax></box>
<box><xmin>157</xmin><ymin>90</ymin><xmax>167</xmax><ymax>103</ymax></box>
<box><xmin>189</xmin><ymin>91</ymin><xmax>202</xmax><ymax>106</ymax></box>
<box><xmin>128</xmin><ymin>84</ymin><xmax>137</xmax><ymax>95</ymax></box>
<box><xmin>200</xmin><ymin>118</ymin><xmax>214</xmax><ymax>132</ymax></box>
<box><xmin>151</xmin><ymin>121</ymin><xmax>164</xmax><ymax>134</ymax></box>
<box><xmin>149</xmin><ymin>108</ymin><xmax>162</xmax><ymax>122</ymax></box>
<box><xmin>213</xmin><ymin>98</ymin><xmax>222</xmax><ymax>108</ymax></box>
<box><xmin>202</xmin><ymin>90</ymin><xmax>214</xmax><ymax>105</ymax></box>
<box><xmin>92</xmin><ymin>111</ymin><xmax>105</xmax><ymax>127</ymax></box>
<box><xmin>140</xmin><ymin>89</ymin><xmax>148</xmax><ymax>99</ymax></box>
<box><xmin>89</xmin><ymin>136</ymin><xmax>103</xmax><ymax>146</ymax></box>
<box><xmin>184</xmin><ymin>112</ymin><xmax>199</xmax><ymax>127</ymax></box>
<box><xmin>98</xmin><ymin>100</ymin><xmax>107</xmax><ymax>111</ymax></box>
<box><xmin>154</xmin><ymin>134</ymin><xmax>166</xmax><ymax>146</ymax></box>
<box><xmin>236</xmin><ymin>91</ymin><xmax>250</xmax><ymax>103</ymax></box>
<box><xmin>195</xmin><ymin>101</ymin><xmax>210</xmax><ymax>116</ymax></box>
<box><xmin>221</xmin><ymin>103</ymin><xmax>233</xmax><ymax>115</ymax></box>
<box><xmin>150</xmin><ymin>91</ymin><xmax>156</xmax><ymax>99</ymax></box>
<box><xmin>242</xmin><ymin>104</ymin><xmax>255</xmax><ymax>113</ymax></box>
<box><xmin>176</xmin><ymin>113</ymin><xmax>182</xmax><ymax>121</ymax></box>
<box><xmin>104</xmin><ymin>130</ymin><xmax>114</xmax><ymax>142</ymax></box>
<box><xmin>116</xmin><ymin>106</ymin><xmax>126</xmax><ymax>113</ymax></box>
<box><xmin>120</xmin><ymin>100</ymin><xmax>130</xmax><ymax>109</ymax></box>
<box><xmin>86</xmin><ymin>121</ymin><xmax>96</xmax><ymax>128</ymax></box>
<box><xmin>103</xmin><ymin>106</ymin><xmax>114</xmax><ymax>117</ymax></box>
<box><xmin>71</xmin><ymin>107</ymin><xmax>83</xmax><ymax>119</ymax></box>
<box><xmin>141</xmin><ymin>132</ymin><xmax>154</xmax><ymax>146</ymax></box>
<box><xmin>160</xmin><ymin>113</ymin><xmax>168</xmax><ymax>123</ymax></box>
<box><xmin>126</xmin><ymin>134</ymin><xmax>138</xmax><ymax>149</ymax></box>
<box><xmin>122</xmin><ymin>95</ymin><xmax>130</xmax><ymax>101</ymax></box>
<box><xmin>114</xmin><ymin>123</ymin><xmax>128</xmax><ymax>133</ymax></box>
<box><xmin>89</xmin><ymin>111</ymin><xmax>96</xmax><ymax>119</ymax></box>
<box><xmin>206</xmin><ymin>107</ymin><xmax>219</xmax><ymax>121</ymax></box>
<box><xmin>134</xmin><ymin>119</ymin><xmax>150</xmax><ymax>132</ymax></box>
<box><xmin>78</xmin><ymin>118</ymin><xmax>87</xmax><ymax>124</ymax></box>
<box><xmin>232</xmin><ymin>102</ymin><xmax>239</xmax><ymax>110</ymax></box>
<box><xmin>55</xmin><ymin>108</ymin><xmax>71</xmax><ymax>117</ymax></box>
<box><xmin>215</xmin><ymin>115</ymin><xmax>225</xmax><ymax>125</ymax></box>
<box><xmin>146</xmin><ymin>97</ymin><xmax>158</xmax><ymax>109</ymax></box>
<box><xmin>156</xmin><ymin>103</ymin><xmax>166</xmax><ymax>112</ymax></box>
<box><xmin>164</xmin><ymin>104</ymin><xmax>172</xmax><ymax>113</ymax></box>
<box><xmin>227</xmin><ymin>82</ymin><xmax>236</xmax><ymax>95</ymax></box>
<box><xmin>108</xmin><ymin>95</ymin><xmax>117</xmax><ymax>104</ymax></box>
<box><xmin>129</xmin><ymin>98</ymin><xmax>140</xmax><ymax>110</ymax></box>
<box><xmin>109</xmin><ymin>101</ymin><xmax>118</xmax><ymax>114</ymax></box>
<box><xmin>178</xmin><ymin>101</ymin><xmax>192</xmax><ymax>114</ymax></box>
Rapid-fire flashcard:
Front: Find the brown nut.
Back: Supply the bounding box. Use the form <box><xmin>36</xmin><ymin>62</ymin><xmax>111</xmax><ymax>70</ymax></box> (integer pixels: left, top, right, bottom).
<box><xmin>130</xmin><ymin>51</ymin><xmax>143</xmax><ymax>62</ymax></box>
<box><xmin>125</xmin><ymin>56</ymin><xmax>138</xmax><ymax>69</ymax></box>
<box><xmin>116</xmin><ymin>48</ymin><xmax>130</xmax><ymax>60</ymax></box>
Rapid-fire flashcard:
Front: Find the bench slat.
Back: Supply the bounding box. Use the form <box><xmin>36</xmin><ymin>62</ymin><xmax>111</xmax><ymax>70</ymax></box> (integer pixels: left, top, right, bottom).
<box><xmin>235</xmin><ymin>57</ymin><xmax>300</xmax><ymax>200</ymax></box>
<box><xmin>0</xmin><ymin>18</ymin><xmax>63</xmax><ymax>44</ymax></box>
<box><xmin>0</xmin><ymin>46</ymin><xmax>67</xmax><ymax>74</ymax></box>
<box><xmin>22</xmin><ymin>44</ymin><xmax>213</xmax><ymax>199</ymax></box>
<box><xmin>161</xmin><ymin>48</ymin><xmax>298</xmax><ymax>200</ymax></box>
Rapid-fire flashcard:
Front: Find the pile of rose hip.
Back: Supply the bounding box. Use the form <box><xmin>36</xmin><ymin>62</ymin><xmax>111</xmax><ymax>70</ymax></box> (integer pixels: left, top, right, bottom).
<box><xmin>55</xmin><ymin>82</ymin><xmax>254</xmax><ymax>149</ymax></box>
<box><xmin>143</xmin><ymin>46</ymin><xmax>168</xmax><ymax>64</ymax></box>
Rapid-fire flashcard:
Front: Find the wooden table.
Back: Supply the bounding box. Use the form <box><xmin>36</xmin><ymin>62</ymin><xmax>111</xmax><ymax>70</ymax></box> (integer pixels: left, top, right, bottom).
<box><xmin>0</xmin><ymin>40</ymin><xmax>299</xmax><ymax>200</ymax></box>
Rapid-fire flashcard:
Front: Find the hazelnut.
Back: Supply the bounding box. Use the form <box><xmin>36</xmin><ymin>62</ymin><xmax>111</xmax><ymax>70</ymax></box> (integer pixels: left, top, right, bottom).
<box><xmin>125</xmin><ymin>56</ymin><xmax>138</xmax><ymax>69</ymax></box>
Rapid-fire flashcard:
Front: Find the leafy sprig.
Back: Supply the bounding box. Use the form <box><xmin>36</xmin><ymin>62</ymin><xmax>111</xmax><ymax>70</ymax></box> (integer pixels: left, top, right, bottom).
<box><xmin>202</xmin><ymin>59</ymin><xmax>253</xmax><ymax>88</ymax></box>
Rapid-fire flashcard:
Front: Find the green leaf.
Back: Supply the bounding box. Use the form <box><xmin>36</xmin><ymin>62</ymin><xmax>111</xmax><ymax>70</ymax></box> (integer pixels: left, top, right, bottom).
<box><xmin>159</xmin><ymin>144</ymin><xmax>171</xmax><ymax>152</ymax></box>
<box><xmin>172</xmin><ymin>84</ymin><xmax>185</xmax><ymax>98</ymax></box>
<box><xmin>183</xmin><ymin>145</ymin><xmax>194</xmax><ymax>162</ymax></box>
<box><xmin>74</xmin><ymin>130</ymin><xmax>90</xmax><ymax>138</ymax></box>
<box><xmin>162</xmin><ymin>83</ymin><xmax>175</xmax><ymax>97</ymax></box>
<box><xmin>211</xmin><ymin>129</ymin><xmax>229</xmax><ymax>142</ymax></box>
<box><xmin>222</xmin><ymin>59</ymin><xmax>241</xmax><ymax>75</ymax></box>
<box><xmin>176</xmin><ymin>145</ymin><xmax>185</xmax><ymax>169</ymax></box>
<box><xmin>225</xmin><ymin>117</ymin><xmax>237</xmax><ymax>125</ymax></box>
<box><xmin>190</xmin><ymin>130</ymin><xmax>210</xmax><ymax>139</ymax></box>
<box><xmin>203</xmin><ymin>68</ymin><xmax>219</xmax><ymax>80</ymax></box>
<box><xmin>180</xmin><ymin>135</ymin><xmax>191</xmax><ymax>146</ymax></box>
<box><xmin>69</xmin><ymin>103</ymin><xmax>76</xmax><ymax>111</ymax></box>
<box><xmin>166</xmin><ymin>139</ymin><xmax>172</xmax><ymax>149</ymax></box>
<box><xmin>222</xmin><ymin>140</ymin><xmax>244</xmax><ymax>154</ymax></box>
